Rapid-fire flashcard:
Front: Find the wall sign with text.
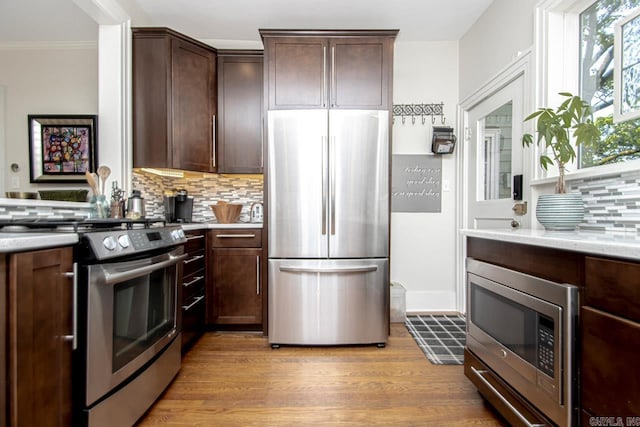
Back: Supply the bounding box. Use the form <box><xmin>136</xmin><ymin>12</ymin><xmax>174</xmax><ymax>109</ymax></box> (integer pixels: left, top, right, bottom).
<box><xmin>392</xmin><ymin>155</ymin><xmax>442</xmax><ymax>213</ymax></box>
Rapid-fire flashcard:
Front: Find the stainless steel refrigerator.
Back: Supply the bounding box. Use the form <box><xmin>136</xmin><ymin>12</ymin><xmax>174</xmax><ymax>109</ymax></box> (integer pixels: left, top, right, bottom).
<box><xmin>267</xmin><ymin>109</ymin><xmax>389</xmax><ymax>346</ymax></box>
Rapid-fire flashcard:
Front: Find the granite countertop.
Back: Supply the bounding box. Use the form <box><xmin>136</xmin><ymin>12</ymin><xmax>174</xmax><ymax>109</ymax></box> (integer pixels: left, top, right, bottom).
<box><xmin>0</xmin><ymin>232</ymin><xmax>79</xmax><ymax>253</ymax></box>
<box><xmin>462</xmin><ymin>228</ymin><xmax>640</xmax><ymax>261</ymax></box>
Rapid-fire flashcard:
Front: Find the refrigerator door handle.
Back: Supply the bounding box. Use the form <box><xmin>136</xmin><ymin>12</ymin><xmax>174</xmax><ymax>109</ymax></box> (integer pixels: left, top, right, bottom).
<box><xmin>279</xmin><ymin>265</ymin><xmax>378</xmax><ymax>274</ymax></box>
<box><xmin>322</xmin><ymin>135</ymin><xmax>328</xmax><ymax>235</ymax></box>
<box><xmin>330</xmin><ymin>135</ymin><xmax>336</xmax><ymax>235</ymax></box>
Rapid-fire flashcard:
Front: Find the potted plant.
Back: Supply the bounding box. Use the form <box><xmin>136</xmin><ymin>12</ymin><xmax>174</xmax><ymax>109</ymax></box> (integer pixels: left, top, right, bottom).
<box><xmin>521</xmin><ymin>92</ymin><xmax>601</xmax><ymax>230</ymax></box>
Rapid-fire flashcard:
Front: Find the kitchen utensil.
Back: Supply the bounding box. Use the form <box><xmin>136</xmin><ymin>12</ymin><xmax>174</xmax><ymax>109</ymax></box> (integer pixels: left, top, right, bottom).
<box><xmin>210</xmin><ymin>202</ymin><xmax>242</xmax><ymax>223</ymax></box>
<box><xmin>97</xmin><ymin>165</ymin><xmax>111</xmax><ymax>196</ymax></box>
<box><xmin>85</xmin><ymin>171</ymin><xmax>100</xmax><ymax>195</ymax></box>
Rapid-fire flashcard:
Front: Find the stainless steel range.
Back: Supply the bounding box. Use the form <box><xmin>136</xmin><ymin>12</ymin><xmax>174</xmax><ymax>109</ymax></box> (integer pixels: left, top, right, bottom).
<box><xmin>1</xmin><ymin>218</ymin><xmax>187</xmax><ymax>427</ymax></box>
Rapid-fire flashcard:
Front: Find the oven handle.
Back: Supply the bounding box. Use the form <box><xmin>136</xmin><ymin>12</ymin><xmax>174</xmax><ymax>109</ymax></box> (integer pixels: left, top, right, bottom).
<box><xmin>470</xmin><ymin>366</ymin><xmax>546</xmax><ymax>427</ymax></box>
<box><xmin>100</xmin><ymin>252</ymin><xmax>189</xmax><ymax>285</ymax></box>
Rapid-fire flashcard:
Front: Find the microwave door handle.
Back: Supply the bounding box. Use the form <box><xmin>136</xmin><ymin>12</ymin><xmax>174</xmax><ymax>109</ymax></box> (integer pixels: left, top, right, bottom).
<box><xmin>99</xmin><ymin>253</ymin><xmax>189</xmax><ymax>285</ymax></box>
<box><xmin>469</xmin><ymin>367</ymin><xmax>546</xmax><ymax>427</ymax></box>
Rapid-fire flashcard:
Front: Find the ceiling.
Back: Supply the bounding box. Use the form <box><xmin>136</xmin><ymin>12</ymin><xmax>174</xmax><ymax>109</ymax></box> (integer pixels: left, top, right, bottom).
<box><xmin>0</xmin><ymin>0</ymin><xmax>494</xmax><ymax>44</ymax></box>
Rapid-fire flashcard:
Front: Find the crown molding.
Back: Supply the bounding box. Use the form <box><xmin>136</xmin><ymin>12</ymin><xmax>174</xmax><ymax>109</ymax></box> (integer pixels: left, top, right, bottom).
<box><xmin>0</xmin><ymin>40</ymin><xmax>98</xmax><ymax>51</ymax></box>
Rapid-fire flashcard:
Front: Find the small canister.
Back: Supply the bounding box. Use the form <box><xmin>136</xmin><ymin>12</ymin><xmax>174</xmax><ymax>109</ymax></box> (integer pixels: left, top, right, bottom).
<box><xmin>126</xmin><ymin>190</ymin><xmax>146</xmax><ymax>219</ymax></box>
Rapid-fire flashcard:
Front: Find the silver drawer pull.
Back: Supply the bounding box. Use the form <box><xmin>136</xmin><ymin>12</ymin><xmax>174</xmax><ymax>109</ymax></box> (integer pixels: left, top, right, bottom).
<box><xmin>183</xmin><ymin>275</ymin><xmax>204</xmax><ymax>288</ymax></box>
<box><xmin>216</xmin><ymin>234</ymin><xmax>256</xmax><ymax>238</ymax></box>
<box><xmin>182</xmin><ymin>295</ymin><xmax>205</xmax><ymax>311</ymax></box>
<box><xmin>470</xmin><ymin>367</ymin><xmax>545</xmax><ymax>427</ymax></box>
<box><xmin>184</xmin><ymin>254</ymin><xmax>205</xmax><ymax>264</ymax></box>
<box><xmin>279</xmin><ymin>265</ymin><xmax>378</xmax><ymax>274</ymax></box>
<box><xmin>186</xmin><ymin>234</ymin><xmax>205</xmax><ymax>241</ymax></box>
<box><xmin>62</xmin><ymin>335</ymin><xmax>74</xmax><ymax>342</ymax></box>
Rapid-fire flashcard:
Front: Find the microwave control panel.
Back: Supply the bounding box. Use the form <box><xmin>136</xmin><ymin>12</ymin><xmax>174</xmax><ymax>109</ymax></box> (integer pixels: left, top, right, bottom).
<box><xmin>537</xmin><ymin>320</ymin><xmax>555</xmax><ymax>377</ymax></box>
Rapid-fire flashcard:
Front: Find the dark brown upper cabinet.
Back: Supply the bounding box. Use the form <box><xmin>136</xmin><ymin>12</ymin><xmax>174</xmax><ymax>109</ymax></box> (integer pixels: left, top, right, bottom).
<box><xmin>260</xmin><ymin>30</ymin><xmax>398</xmax><ymax>110</ymax></box>
<box><xmin>217</xmin><ymin>51</ymin><xmax>264</xmax><ymax>173</ymax></box>
<box><xmin>132</xmin><ymin>27</ymin><xmax>217</xmax><ymax>173</ymax></box>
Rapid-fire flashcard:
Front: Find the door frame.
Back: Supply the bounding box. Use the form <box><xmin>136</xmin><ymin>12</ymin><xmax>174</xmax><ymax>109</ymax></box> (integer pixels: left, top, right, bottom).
<box><xmin>454</xmin><ymin>49</ymin><xmax>534</xmax><ymax>313</ymax></box>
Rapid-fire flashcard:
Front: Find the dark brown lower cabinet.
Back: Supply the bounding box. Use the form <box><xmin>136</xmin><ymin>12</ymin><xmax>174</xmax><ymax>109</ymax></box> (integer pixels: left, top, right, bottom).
<box><xmin>181</xmin><ymin>230</ymin><xmax>206</xmax><ymax>352</ymax></box>
<box><xmin>207</xmin><ymin>229</ymin><xmax>263</xmax><ymax>328</ymax></box>
<box><xmin>7</xmin><ymin>247</ymin><xmax>73</xmax><ymax>427</ymax></box>
<box><xmin>210</xmin><ymin>248</ymin><xmax>262</xmax><ymax>325</ymax></box>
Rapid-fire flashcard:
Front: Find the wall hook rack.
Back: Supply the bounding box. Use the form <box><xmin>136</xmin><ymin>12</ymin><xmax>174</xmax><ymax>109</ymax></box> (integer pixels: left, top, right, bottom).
<box><xmin>393</xmin><ymin>103</ymin><xmax>445</xmax><ymax>125</ymax></box>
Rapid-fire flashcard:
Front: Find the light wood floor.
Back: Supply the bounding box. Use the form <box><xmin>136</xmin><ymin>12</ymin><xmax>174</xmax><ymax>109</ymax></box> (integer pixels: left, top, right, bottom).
<box><xmin>138</xmin><ymin>324</ymin><xmax>507</xmax><ymax>426</ymax></box>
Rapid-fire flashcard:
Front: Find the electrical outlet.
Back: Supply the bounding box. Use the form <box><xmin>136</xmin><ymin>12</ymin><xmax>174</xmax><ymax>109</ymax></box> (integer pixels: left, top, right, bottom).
<box><xmin>11</xmin><ymin>177</ymin><xmax>20</xmax><ymax>189</ymax></box>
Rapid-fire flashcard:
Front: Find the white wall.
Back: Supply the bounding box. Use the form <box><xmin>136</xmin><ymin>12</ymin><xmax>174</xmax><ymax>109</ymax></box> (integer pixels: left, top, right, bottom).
<box><xmin>391</xmin><ymin>41</ymin><xmax>459</xmax><ymax>312</ymax></box>
<box><xmin>459</xmin><ymin>0</ymin><xmax>537</xmax><ymax>101</ymax></box>
<box><xmin>0</xmin><ymin>46</ymin><xmax>98</xmax><ymax>192</ymax></box>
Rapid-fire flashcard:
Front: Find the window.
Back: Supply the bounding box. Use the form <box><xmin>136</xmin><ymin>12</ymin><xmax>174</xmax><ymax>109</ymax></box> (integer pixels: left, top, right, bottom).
<box><xmin>579</xmin><ymin>0</ymin><xmax>640</xmax><ymax>168</ymax></box>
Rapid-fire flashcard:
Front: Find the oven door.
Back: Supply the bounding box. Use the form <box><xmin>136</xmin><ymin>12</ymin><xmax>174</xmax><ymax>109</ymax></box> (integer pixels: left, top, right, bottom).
<box><xmin>83</xmin><ymin>247</ymin><xmax>186</xmax><ymax>406</ymax></box>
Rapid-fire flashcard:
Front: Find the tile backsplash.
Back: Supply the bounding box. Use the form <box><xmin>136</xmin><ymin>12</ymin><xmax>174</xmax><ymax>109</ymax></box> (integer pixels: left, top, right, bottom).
<box><xmin>571</xmin><ymin>169</ymin><xmax>640</xmax><ymax>232</ymax></box>
<box><xmin>132</xmin><ymin>170</ymin><xmax>263</xmax><ymax>223</ymax></box>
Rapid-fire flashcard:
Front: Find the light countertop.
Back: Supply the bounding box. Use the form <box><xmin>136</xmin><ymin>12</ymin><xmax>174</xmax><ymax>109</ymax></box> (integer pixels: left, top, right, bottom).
<box><xmin>179</xmin><ymin>222</ymin><xmax>263</xmax><ymax>231</ymax></box>
<box><xmin>0</xmin><ymin>232</ymin><xmax>79</xmax><ymax>253</ymax></box>
<box><xmin>462</xmin><ymin>228</ymin><xmax>640</xmax><ymax>261</ymax></box>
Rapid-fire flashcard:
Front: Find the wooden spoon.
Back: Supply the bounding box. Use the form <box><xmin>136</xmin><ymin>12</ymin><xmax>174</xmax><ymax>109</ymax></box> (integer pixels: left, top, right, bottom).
<box><xmin>97</xmin><ymin>165</ymin><xmax>111</xmax><ymax>196</ymax></box>
<box><xmin>85</xmin><ymin>171</ymin><xmax>99</xmax><ymax>195</ymax></box>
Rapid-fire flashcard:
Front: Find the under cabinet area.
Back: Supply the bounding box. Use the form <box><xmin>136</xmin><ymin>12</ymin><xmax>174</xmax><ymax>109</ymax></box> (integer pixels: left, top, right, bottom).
<box><xmin>132</xmin><ymin>27</ymin><xmax>217</xmax><ymax>173</ymax></box>
<box><xmin>217</xmin><ymin>50</ymin><xmax>264</xmax><ymax>173</ymax></box>
<box><xmin>181</xmin><ymin>230</ymin><xmax>207</xmax><ymax>352</ymax></box>
<box><xmin>5</xmin><ymin>247</ymin><xmax>73</xmax><ymax>427</ymax></box>
<box><xmin>207</xmin><ymin>229</ymin><xmax>263</xmax><ymax>328</ymax></box>
<box><xmin>261</xmin><ymin>30</ymin><xmax>397</xmax><ymax>110</ymax></box>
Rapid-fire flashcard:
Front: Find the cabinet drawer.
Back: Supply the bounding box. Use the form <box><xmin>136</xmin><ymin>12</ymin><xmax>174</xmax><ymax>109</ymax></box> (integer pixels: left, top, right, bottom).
<box><xmin>183</xmin><ymin>249</ymin><xmax>205</xmax><ymax>277</ymax></box>
<box><xmin>585</xmin><ymin>256</ymin><xmax>640</xmax><ymax>322</ymax></box>
<box><xmin>184</xmin><ymin>230</ymin><xmax>206</xmax><ymax>253</ymax></box>
<box><xmin>182</xmin><ymin>275</ymin><xmax>205</xmax><ymax>301</ymax></box>
<box><xmin>581</xmin><ymin>306</ymin><xmax>640</xmax><ymax>416</ymax></box>
<box><xmin>209</xmin><ymin>229</ymin><xmax>262</xmax><ymax>248</ymax></box>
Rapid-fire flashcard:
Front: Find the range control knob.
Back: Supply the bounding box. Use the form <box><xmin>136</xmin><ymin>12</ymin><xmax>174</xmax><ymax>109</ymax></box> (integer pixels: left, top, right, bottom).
<box><xmin>118</xmin><ymin>235</ymin><xmax>130</xmax><ymax>248</ymax></box>
<box><xmin>103</xmin><ymin>236</ymin><xmax>117</xmax><ymax>251</ymax></box>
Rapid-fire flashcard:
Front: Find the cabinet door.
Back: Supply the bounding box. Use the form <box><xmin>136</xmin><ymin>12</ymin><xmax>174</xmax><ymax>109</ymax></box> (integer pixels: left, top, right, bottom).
<box><xmin>210</xmin><ymin>248</ymin><xmax>262</xmax><ymax>325</ymax></box>
<box><xmin>8</xmin><ymin>247</ymin><xmax>73</xmax><ymax>427</ymax></box>
<box><xmin>218</xmin><ymin>54</ymin><xmax>264</xmax><ymax>173</ymax></box>
<box><xmin>266</xmin><ymin>37</ymin><xmax>328</xmax><ymax>109</ymax></box>
<box><xmin>171</xmin><ymin>38</ymin><xmax>216</xmax><ymax>172</ymax></box>
<box><xmin>330</xmin><ymin>37</ymin><xmax>392</xmax><ymax>109</ymax></box>
<box><xmin>581</xmin><ymin>306</ymin><xmax>640</xmax><ymax>416</ymax></box>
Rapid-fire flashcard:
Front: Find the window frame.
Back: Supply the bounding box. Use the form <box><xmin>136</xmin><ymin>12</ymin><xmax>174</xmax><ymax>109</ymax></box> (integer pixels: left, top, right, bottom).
<box><xmin>533</xmin><ymin>0</ymin><xmax>640</xmax><ymax>185</ymax></box>
<box><xmin>614</xmin><ymin>6</ymin><xmax>640</xmax><ymax>123</ymax></box>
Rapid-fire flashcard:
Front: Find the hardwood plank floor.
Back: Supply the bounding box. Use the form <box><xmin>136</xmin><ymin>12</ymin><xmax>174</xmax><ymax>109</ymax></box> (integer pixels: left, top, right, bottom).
<box><xmin>138</xmin><ymin>323</ymin><xmax>507</xmax><ymax>426</ymax></box>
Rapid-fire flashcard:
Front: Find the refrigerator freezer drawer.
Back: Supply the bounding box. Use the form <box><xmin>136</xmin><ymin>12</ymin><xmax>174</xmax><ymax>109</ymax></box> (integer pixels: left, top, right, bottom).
<box><xmin>268</xmin><ymin>259</ymin><xmax>389</xmax><ymax>346</ymax></box>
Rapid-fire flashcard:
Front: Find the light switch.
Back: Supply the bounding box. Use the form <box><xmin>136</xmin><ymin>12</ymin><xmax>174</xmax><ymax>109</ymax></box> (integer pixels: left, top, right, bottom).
<box><xmin>11</xmin><ymin>177</ymin><xmax>20</xmax><ymax>189</ymax></box>
<box><xmin>442</xmin><ymin>179</ymin><xmax>450</xmax><ymax>192</ymax></box>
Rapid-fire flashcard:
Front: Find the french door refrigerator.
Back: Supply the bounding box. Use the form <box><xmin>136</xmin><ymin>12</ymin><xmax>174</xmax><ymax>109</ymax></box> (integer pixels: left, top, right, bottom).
<box><xmin>268</xmin><ymin>109</ymin><xmax>389</xmax><ymax>346</ymax></box>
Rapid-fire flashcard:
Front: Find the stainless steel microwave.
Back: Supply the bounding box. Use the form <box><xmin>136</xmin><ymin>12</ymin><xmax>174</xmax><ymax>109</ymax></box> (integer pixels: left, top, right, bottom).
<box><xmin>466</xmin><ymin>258</ymin><xmax>579</xmax><ymax>427</ymax></box>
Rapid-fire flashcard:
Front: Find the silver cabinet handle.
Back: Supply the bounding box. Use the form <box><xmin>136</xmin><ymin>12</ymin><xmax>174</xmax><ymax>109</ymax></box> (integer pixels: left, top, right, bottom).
<box><xmin>322</xmin><ymin>45</ymin><xmax>327</xmax><ymax>107</ymax></box>
<box><xmin>470</xmin><ymin>367</ymin><xmax>545</xmax><ymax>427</ymax></box>
<box><xmin>183</xmin><ymin>275</ymin><xmax>204</xmax><ymax>288</ymax></box>
<box><xmin>256</xmin><ymin>255</ymin><xmax>260</xmax><ymax>295</ymax></box>
<box><xmin>182</xmin><ymin>295</ymin><xmax>205</xmax><ymax>311</ymax></box>
<box><xmin>279</xmin><ymin>265</ymin><xmax>378</xmax><ymax>274</ymax></box>
<box><xmin>184</xmin><ymin>254</ymin><xmax>204</xmax><ymax>264</ymax></box>
<box><xmin>212</xmin><ymin>115</ymin><xmax>216</xmax><ymax>168</ymax></box>
<box><xmin>215</xmin><ymin>234</ymin><xmax>256</xmax><ymax>238</ymax></box>
<box><xmin>64</xmin><ymin>263</ymin><xmax>78</xmax><ymax>350</ymax></box>
<box><xmin>186</xmin><ymin>234</ymin><xmax>205</xmax><ymax>241</ymax></box>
